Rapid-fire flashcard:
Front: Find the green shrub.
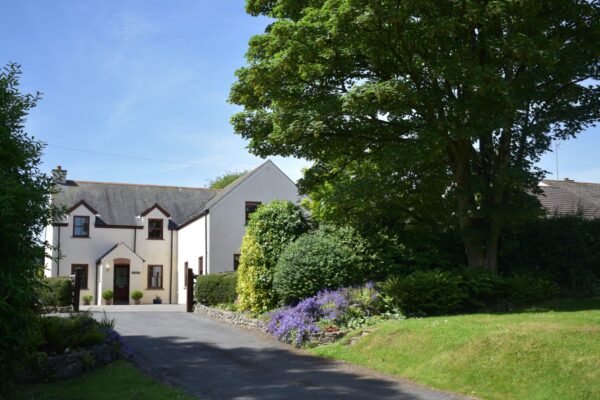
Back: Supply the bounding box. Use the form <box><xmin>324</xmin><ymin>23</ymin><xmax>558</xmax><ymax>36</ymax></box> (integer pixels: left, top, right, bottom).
<box><xmin>237</xmin><ymin>200</ymin><xmax>312</xmax><ymax>312</ymax></box>
<box><xmin>273</xmin><ymin>230</ymin><xmax>358</xmax><ymax>304</ymax></box>
<box><xmin>500</xmin><ymin>215</ymin><xmax>600</xmax><ymax>296</ymax></box>
<box><xmin>379</xmin><ymin>268</ymin><xmax>561</xmax><ymax>316</ymax></box>
<box><xmin>39</xmin><ymin>315</ymin><xmax>105</xmax><ymax>355</ymax></box>
<box><xmin>83</xmin><ymin>295</ymin><xmax>93</xmax><ymax>305</ymax></box>
<box><xmin>195</xmin><ymin>272</ymin><xmax>238</xmax><ymax>306</ymax></box>
<box><xmin>39</xmin><ymin>277</ymin><xmax>73</xmax><ymax>308</ymax></box>
<box><xmin>131</xmin><ymin>290</ymin><xmax>143</xmax><ymax>301</ymax></box>
<box><xmin>102</xmin><ymin>290</ymin><xmax>114</xmax><ymax>301</ymax></box>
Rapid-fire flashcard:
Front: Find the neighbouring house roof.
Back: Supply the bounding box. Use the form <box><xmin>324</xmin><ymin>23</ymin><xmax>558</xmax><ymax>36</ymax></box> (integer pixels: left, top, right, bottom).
<box><xmin>538</xmin><ymin>179</ymin><xmax>600</xmax><ymax>218</ymax></box>
<box><xmin>53</xmin><ymin>179</ymin><xmax>220</xmax><ymax>227</ymax></box>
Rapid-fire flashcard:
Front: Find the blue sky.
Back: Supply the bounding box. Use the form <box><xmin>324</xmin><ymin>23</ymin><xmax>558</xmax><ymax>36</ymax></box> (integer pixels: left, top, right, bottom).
<box><xmin>1</xmin><ymin>0</ymin><xmax>598</xmax><ymax>186</ymax></box>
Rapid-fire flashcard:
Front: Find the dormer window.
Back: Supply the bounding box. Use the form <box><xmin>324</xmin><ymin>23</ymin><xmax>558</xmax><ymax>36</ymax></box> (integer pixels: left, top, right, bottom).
<box><xmin>73</xmin><ymin>216</ymin><xmax>90</xmax><ymax>237</ymax></box>
<box><xmin>148</xmin><ymin>219</ymin><xmax>163</xmax><ymax>239</ymax></box>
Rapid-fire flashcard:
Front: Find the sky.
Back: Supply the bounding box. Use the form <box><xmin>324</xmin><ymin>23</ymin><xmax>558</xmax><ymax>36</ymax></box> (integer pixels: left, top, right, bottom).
<box><xmin>1</xmin><ymin>0</ymin><xmax>598</xmax><ymax>187</ymax></box>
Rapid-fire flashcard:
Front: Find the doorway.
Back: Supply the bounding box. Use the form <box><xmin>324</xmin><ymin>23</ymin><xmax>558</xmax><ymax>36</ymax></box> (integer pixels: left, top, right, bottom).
<box><xmin>114</xmin><ymin>264</ymin><xmax>130</xmax><ymax>304</ymax></box>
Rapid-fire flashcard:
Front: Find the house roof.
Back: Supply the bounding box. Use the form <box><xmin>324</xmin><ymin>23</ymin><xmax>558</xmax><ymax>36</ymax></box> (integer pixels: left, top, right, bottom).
<box><xmin>53</xmin><ymin>180</ymin><xmax>220</xmax><ymax>227</ymax></box>
<box><xmin>538</xmin><ymin>179</ymin><xmax>600</xmax><ymax>218</ymax></box>
<box><xmin>177</xmin><ymin>159</ymin><xmax>286</xmax><ymax>227</ymax></box>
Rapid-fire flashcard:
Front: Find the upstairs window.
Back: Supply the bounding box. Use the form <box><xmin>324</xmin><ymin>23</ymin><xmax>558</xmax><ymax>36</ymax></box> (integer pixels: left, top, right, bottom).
<box><xmin>233</xmin><ymin>254</ymin><xmax>241</xmax><ymax>271</ymax></box>
<box><xmin>73</xmin><ymin>216</ymin><xmax>90</xmax><ymax>237</ymax></box>
<box><xmin>245</xmin><ymin>201</ymin><xmax>261</xmax><ymax>225</ymax></box>
<box><xmin>148</xmin><ymin>265</ymin><xmax>163</xmax><ymax>289</ymax></box>
<box><xmin>148</xmin><ymin>219</ymin><xmax>163</xmax><ymax>239</ymax></box>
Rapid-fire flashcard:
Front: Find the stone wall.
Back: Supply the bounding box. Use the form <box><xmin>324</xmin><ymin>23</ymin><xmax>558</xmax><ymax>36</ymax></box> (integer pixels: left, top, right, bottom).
<box><xmin>194</xmin><ymin>304</ymin><xmax>266</xmax><ymax>333</ymax></box>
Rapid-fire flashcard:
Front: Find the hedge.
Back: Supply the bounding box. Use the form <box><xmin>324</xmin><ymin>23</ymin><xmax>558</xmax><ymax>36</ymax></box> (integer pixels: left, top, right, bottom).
<box><xmin>195</xmin><ymin>272</ymin><xmax>238</xmax><ymax>306</ymax></box>
<box><xmin>39</xmin><ymin>277</ymin><xmax>73</xmax><ymax>308</ymax></box>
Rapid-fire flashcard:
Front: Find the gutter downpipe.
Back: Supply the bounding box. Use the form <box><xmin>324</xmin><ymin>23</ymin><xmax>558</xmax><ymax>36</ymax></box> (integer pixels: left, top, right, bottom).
<box><xmin>205</xmin><ymin>211</ymin><xmax>208</xmax><ymax>275</ymax></box>
<box><xmin>57</xmin><ymin>226</ymin><xmax>61</xmax><ymax>275</ymax></box>
<box><xmin>169</xmin><ymin>228</ymin><xmax>173</xmax><ymax>304</ymax></box>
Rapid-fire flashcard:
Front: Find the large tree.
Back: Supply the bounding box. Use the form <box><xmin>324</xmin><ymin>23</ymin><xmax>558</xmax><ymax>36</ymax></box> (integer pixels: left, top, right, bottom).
<box><xmin>0</xmin><ymin>64</ymin><xmax>58</xmax><ymax>387</ymax></box>
<box><xmin>230</xmin><ymin>0</ymin><xmax>600</xmax><ymax>273</ymax></box>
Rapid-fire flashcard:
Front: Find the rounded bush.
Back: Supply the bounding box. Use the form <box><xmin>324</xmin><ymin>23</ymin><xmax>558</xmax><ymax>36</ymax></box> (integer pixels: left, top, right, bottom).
<box><xmin>102</xmin><ymin>290</ymin><xmax>114</xmax><ymax>300</ymax></box>
<box><xmin>39</xmin><ymin>277</ymin><xmax>73</xmax><ymax>307</ymax></box>
<box><xmin>195</xmin><ymin>272</ymin><xmax>238</xmax><ymax>306</ymax></box>
<box><xmin>131</xmin><ymin>290</ymin><xmax>143</xmax><ymax>301</ymax></box>
<box><xmin>82</xmin><ymin>295</ymin><xmax>93</xmax><ymax>305</ymax></box>
<box><xmin>273</xmin><ymin>231</ymin><xmax>356</xmax><ymax>304</ymax></box>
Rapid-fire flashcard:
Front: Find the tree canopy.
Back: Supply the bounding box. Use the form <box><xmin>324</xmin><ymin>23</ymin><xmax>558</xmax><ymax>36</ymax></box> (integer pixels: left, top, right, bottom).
<box><xmin>0</xmin><ymin>64</ymin><xmax>58</xmax><ymax>387</ymax></box>
<box><xmin>231</xmin><ymin>0</ymin><xmax>600</xmax><ymax>272</ymax></box>
<box><xmin>208</xmin><ymin>170</ymin><xmax>247</xmax><ymax>189</ymax></box>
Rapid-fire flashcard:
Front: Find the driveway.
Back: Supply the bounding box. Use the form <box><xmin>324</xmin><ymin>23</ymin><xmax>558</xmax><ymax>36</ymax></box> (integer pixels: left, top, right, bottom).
<box><xmin>95</xmin><ymin>307</ymin><xmax>467</xmax><ymax>400</ymax></box>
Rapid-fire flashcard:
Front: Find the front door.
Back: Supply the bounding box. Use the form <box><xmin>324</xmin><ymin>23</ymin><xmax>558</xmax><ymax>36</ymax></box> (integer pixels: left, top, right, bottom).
<box><xmin>114</xmin><ymin>264</ymin><xmax>130</xmax><ymax>304</ymax></box>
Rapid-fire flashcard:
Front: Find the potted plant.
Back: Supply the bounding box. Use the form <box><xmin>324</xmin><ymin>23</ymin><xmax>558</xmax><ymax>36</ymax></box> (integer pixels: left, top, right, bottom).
<box><xmin>82</xmin><ymin>295</ymin><xmax>93</xmax><ymax>305</ymax></box>
<box><xmin>102</xmin><ymin>290</ymin><xmax>114</xmax><ymax>305</ymax></box>
<box><xmin>153</xmin><ymin>295</ymin><xmax>162</xmax><ymax>304</ymax></box>
<box><xmin>131</xmin><ymin>290</ymin><xmax>143</xmax><ymax>305</ymax></box>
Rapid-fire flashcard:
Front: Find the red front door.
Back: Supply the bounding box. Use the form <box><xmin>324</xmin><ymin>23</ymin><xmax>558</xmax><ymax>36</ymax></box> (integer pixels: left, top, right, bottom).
<box><xmin>114</xmin><ymin>264</ymin><xmax>130</xmax><ymax>304</ymax></box>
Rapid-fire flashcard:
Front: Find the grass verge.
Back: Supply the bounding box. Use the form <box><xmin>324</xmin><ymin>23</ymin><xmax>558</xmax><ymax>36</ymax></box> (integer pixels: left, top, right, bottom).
<box><xmin>13</xmin><ymin>360</ymin><xmax>195</xmax><ymax>400</ymax></box>
<box><xmin>311</xmin><ymin>297</ymin><xmax>600</xmax><ymax>400</ymax></box>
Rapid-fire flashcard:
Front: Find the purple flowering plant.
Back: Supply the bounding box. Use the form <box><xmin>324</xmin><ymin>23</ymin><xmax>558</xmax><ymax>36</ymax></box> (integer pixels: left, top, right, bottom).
<box><xmin>267</xmin><ymin>282</ymin><xmax>380</xmax><ymax>345</ymax></box>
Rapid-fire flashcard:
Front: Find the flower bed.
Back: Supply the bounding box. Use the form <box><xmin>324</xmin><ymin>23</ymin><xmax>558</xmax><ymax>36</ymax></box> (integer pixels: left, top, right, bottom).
<box><xmin>267</xmin><ymin>283</ymin><xmax>381</xmax><ymax>346</ymax></box>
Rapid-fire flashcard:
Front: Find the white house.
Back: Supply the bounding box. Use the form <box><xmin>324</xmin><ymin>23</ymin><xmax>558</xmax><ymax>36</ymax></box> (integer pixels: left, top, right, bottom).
<box><xmin>44</xmin><ymin>160</ymin><xmax>299</xmax><ymax>305</ymax></box>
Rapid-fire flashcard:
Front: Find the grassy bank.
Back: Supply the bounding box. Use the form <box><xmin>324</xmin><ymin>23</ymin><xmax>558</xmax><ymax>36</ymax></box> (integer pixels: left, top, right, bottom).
<box><xmin>13</xmin><ymin>361</ymin><xmax>195</xmax><ymax>400</ymax></box>
<box><xmin>312</xmin><ymin>298</ymin><xmax>600</xmax><ymax>400</ymax></box>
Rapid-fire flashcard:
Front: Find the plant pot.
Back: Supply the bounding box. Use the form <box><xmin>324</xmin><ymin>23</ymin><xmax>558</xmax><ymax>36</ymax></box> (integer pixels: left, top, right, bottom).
<box><xmin>105</xmin><ymin>299</ymin><xmax>112</xmax><ymax>305</ymax></box>
<box><xmin>83</xmin><ymin>301</ymin><xmax>91</xmax><ymax>306</ymax></box>
<box><xmin>134</xmin><ymin>299</ymin><xmax>141</xmax><ymax>305</ymax></box>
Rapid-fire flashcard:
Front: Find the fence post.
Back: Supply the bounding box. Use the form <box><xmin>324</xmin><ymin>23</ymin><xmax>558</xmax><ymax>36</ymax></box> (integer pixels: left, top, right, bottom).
<box><xmin>72</xmin><ymin>267</ymin><xmax>81</xmax><ymax>312</ymax></box>
<box><xmin>186</xmin><ymin>268</ymin><xmax>196</xmax><ymax>313</ymax></box>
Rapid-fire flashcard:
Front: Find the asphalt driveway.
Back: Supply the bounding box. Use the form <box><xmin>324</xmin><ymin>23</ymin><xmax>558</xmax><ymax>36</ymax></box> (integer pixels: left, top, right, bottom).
<box><xmin>96</xmin><ymin>307</ymin><xmax>467</xmax><ymax>400</ymax></box>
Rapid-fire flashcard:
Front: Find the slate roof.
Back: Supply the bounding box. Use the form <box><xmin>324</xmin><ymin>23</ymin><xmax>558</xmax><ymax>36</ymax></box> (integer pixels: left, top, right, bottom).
<box><xmin>53</xmin><ymin>180</ymin><xmax>220</xmax><ymax>227</ymax></box>
<box><xmin>538</xmin><ymin>179</ymin><xmax>600</xmax><ymax>218</ymax></box>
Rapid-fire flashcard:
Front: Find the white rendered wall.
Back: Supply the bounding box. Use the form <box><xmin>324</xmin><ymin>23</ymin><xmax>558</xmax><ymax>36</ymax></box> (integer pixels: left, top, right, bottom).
<box><xmin>208</xmin><ymin>163</ymin><xmax>299</xmax><ymax>274</ymax></box>
<box><xmin>176</xmin><ymin>214</ymin><xmax>206</xmax><ymax>304</ymax></box>
<box><xmin>48</xmin><ymin>204</ymin><xmax>175</xmax><ymax>304</ymax></box>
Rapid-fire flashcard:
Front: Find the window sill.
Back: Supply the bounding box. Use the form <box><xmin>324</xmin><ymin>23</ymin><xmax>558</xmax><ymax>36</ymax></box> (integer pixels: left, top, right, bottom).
<box><xmin>145</xmin><ymin>287</ymin><xmax>163</xmax><ymax>290</ymax></box>
<box><xmin>72</xmin><ymin>236</ymin><xmax>90</xmax><ymax>239</ymax></box>
<box><xmin>147</xmin><ymin>238</ymin><xmax>164</xmax><ymax>240</ymax></box>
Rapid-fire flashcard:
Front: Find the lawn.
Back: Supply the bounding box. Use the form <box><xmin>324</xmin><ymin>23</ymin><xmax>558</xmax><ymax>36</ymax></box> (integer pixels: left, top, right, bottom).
<box><xmin>13</xmin><ymin>360</ymin><xmax>196</xmax><ymax>400</ymax></box>
<box><xmin>311</xmin><ymin>297</ymin><xmax>600</xmax><ymax>400</ymax></box>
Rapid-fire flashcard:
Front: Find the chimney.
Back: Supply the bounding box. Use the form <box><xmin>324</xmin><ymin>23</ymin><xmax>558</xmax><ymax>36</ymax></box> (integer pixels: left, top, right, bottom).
<box><xmin>564</xmin><ymin>177</ymin><xmax>574</xmax><ymax>182</ymax></box>
<box><xmin>52</xmin><ymin>165</ymin><xmax>67</xmax><ymax>184</ymax></box>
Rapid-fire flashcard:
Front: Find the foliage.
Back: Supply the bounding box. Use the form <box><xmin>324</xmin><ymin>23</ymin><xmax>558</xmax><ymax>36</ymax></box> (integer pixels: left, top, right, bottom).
<box><xmin>131</xmin><ymin>291</ymin><xmax>143</xmax><ymax>301</ymax></box>
<box><xmin>195</xmin><ymin>272</ymin><xmax>238</xmax><ymax>306</ymax></box>
<box><xmin>208</xmin><ymin>170</ymin><xmax>247</xmax><ymax>189</ymax></box>
<box><xmin>13</xmin><ymin>360</ymin><xmax>197</xmax><ymax>400</ymax></box>
<box><xmin>0</xmin><ymin>63</ymin><xmax>61</xmax><ymax>389</ymax></box>
<box><xmin>273</xmin><ymin>230</ymin><xmax>361</xmax><ymax>304</ymax></box>
<box><xmin>500</xmin><ymin>214</ymin><xmax>600</xmax><ymax>297</ymax></box>
<box><xmin>312</xmin><ymin>297</ymin><xmax>600</xmax><ymax>400</ymax></box>
<box><xmin>232</xmin><ymin>0</ymin><xmax>600</xmax><ymax>273</ymax></box>
<box><xmin>236</xmin><ymin>200</ymin><xmax>312</xmax><ymax>312</ymax></box>
<box><xmin>102</xmin><ymin>290</ymin><xmax>114</xmax><ymax>301</ymax></box>
<box><xmin>267</xmin><ymin>283</ymin><xmax>380</xmax><ymax>345</ymax></box>
<box><xmin>38</xmin><ymin>277</ymin><xmax>73</xmax><ymax>309</ymax></box>
<box><xmin>38</xmin><ymin>315</ymin><xmax>106</xmax><ymax>355</ymax></box>
<box><xmin>379</xmin><ymin>268</ymin><xmax>558</xmax><ymax>316</ymax></box>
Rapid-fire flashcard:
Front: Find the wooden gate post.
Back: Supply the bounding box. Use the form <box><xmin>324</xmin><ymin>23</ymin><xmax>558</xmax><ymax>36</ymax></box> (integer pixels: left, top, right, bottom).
<box><xmin>186</xmin><ymin>268</ymin><xmax>196</xmax><ymax>313</ymax></box>
<box><xmin>72</xmin><ymin>267</ymin><xmax>81</xmax><ymax>312</ymax></box>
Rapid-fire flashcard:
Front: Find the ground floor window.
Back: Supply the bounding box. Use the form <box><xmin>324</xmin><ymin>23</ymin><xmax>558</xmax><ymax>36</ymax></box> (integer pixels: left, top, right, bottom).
<box><xmin>71</xmin><ymin>264</ymin><xmax>88</xmax><ymax>289</ymax></box>
<box><xmin>148</xmin><ymin>265</ymin><xmax>163</xmax><ymax>289</ymax></box>
<box><xmin>184</xmin><ymin>261</ymin><xmax>189</xmax><ymax>287</ymax></box>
